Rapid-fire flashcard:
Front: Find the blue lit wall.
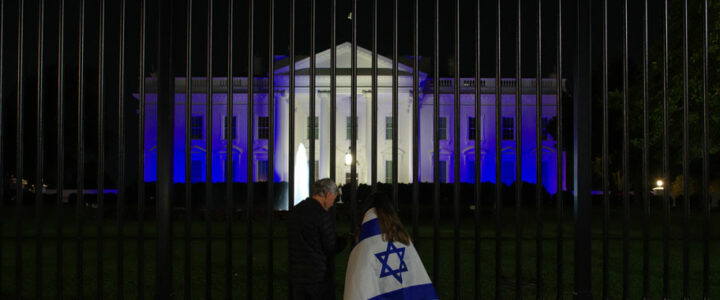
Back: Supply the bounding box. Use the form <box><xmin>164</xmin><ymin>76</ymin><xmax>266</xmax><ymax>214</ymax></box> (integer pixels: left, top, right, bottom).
<box><xmin>139</xmin><ymin>79</ymin><xmax>566</xmax><ymax>195</ymax></box>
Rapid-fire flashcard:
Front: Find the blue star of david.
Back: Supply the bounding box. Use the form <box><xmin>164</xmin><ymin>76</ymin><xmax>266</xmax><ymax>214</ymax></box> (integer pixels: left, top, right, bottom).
<box><xmin>374</xmin><ymin>242</ymin><xmax>409</xmax><ymax>283</ymax></box>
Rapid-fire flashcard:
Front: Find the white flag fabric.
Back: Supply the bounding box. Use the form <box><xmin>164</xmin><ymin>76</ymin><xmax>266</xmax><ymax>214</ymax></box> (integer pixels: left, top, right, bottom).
<box><xmin>343</xmin><ymin>209</ymin><xmax>438</xmax><ymax>300</ymax></box>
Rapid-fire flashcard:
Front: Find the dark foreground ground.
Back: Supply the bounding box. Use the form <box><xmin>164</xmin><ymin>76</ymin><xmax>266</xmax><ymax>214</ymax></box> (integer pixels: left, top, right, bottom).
<box><xmin>1</xmin><ymin>203</ymin><xmax>719</xmax><ymax>299</ymax></box>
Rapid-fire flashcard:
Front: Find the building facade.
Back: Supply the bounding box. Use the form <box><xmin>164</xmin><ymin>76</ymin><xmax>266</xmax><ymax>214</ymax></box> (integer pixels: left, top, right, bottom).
<box><xmin>137</xmin><ymin>43</ymin><xmax>566</xmax><ymax>198</ymax></box>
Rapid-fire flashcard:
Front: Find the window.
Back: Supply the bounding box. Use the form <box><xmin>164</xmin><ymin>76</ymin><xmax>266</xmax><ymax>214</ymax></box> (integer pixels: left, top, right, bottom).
<box><xmin>438</xmin><ymin>117</ymin><xmax>447</xmax><ymax>140</ymax></box>
<box><xmin>223</xmin><ymin>116</ymin><xmax>237</xmax><ymax>140</ymax></box>
<box><xmin>468</xmin><ymin>117</ymin><xmax>477</xmax><ymax>140</ymax></box>
<box><xmin>346</xmin><ymin>116</ymin><xmax>357</xmax><ymax>140</ymax></box>
<box><xmin>258</xmin><ymin>160</ymin><xmax>269</xmax><ymax>182</ymax></box>
<box><xmin>191</xmin><ymin>160</ymin><xmax>203</xmax><ymax>182</ymax></box>
<box><xmin>307</xmin><ymin>116</ymin><xmax>318</xmax><ymax>140</ymax></box>
<box><xmin>346</xmin><ymin>172</ymin><xmax>353</xmax><ymax>184</ymax></box>
<box><xmin>385</xmin><ymin>160</ymin><xmax>393</xmax><ymax>183</ymax></box>
<box><xmin>541</xmin><ymin>117</ymin><xmax>551</xmax><ymax>141</ymax></box>
<box><xmin>502</xmin><ymin>117</ymin><xmax>514</xmax><ymax>140</ymax></box>
<box><xmin>438</xmin><ymin>161</ymin><xmax>447</xmax><ymax>183</ymax></box>
<box><xmin>258</xmin><ymin>116</ymin><xmax>269</xmax><ymax>140</ymax></box>
<box><xmin>191</xmin><ymin>116</ymin><xmax>203</xmax><ymax>139</ymax></box>
<box><xmin>385</xmin><ymin>117</ymin><xmax>393</xmax><ymax>140</ymax></box>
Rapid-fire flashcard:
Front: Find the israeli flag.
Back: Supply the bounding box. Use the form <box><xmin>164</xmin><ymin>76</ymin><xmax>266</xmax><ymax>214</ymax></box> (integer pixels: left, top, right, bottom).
<box><xmin>344</xmin><ymin>209</ymin><xmax>438</xmax><ymax>300</ymax></box>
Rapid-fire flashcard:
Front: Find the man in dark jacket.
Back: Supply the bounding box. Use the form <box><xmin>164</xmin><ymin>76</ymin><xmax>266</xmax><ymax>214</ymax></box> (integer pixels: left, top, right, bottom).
<box><xmin>289</xmin><ymin>178</ymin><xmax>346</xmax><ymax>299</ymax></box>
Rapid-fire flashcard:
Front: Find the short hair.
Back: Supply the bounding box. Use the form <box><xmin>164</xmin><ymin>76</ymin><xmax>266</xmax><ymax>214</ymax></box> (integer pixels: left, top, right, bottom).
<box><xmin>311</xmin><ymin>178</ymin><xmax>338</xmax><ymax>196</ymax></box>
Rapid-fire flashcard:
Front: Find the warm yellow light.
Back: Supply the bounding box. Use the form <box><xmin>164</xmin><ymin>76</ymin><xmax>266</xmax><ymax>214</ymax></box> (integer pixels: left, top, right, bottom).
<box><xmin>656</xmin><ymin>180</ymin><xmax>664</xmax><ymax>187</ymax></box>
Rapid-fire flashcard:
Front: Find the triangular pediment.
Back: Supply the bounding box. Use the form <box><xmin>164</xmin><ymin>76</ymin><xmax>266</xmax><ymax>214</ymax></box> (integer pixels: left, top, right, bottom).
<box><xmin>275</xmin><ymin>42</ymin><xmax>415</xmax><ymax>75</ymax></box>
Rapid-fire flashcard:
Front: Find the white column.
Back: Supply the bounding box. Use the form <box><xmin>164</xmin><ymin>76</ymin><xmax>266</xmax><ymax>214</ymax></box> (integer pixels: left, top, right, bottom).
<box><xmin>274</xmin><ymin>90</ymin><xmax>289</xmax><ymax>182</ymax></box>
<box><xmin>405</xmin><ymin>92</ymin><xmax>414</xmax><ymax>183</ymax></box>
<box><xmin>318</xmin><ymin>91</ymin><xmax>330</xmax><ymax>179</ymax></box>
<box><xmin>362</xmin><ymin>91</ymin><xmax>372</xmax><ymax>185</ymax></box>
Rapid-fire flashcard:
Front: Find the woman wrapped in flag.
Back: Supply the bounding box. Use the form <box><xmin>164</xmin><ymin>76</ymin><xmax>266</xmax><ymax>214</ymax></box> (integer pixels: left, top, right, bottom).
<box><xmin>344</xmin><ymin>192</ymin><xmax>438</xmax><ymax>300</ymax></box>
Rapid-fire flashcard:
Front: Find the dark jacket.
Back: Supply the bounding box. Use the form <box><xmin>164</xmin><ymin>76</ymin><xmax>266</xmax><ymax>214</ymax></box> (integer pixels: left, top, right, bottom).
<box><xmin>288</xmin><ymin>198</ymin><xmax>345</xmax><ymax>285</ymax></box>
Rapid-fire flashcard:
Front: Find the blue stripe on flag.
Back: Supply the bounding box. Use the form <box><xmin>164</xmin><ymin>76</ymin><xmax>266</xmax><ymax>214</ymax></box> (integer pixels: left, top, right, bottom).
<box><xmin>357</xmin><ymin>218</ymin><xmax>381</xmax><ymax>244</ymax></box>
<box><xmin>368</xmin><ymin>283</ymin><xmax>439</xmax><ymax>300</ymax></box>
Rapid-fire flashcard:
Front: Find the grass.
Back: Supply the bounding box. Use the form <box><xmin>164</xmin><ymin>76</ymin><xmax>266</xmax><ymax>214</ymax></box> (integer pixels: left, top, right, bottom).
<box><xmin>1</xmin><ymin>205</ymin><xmax>719</xmax><ymax>299</ymax></box>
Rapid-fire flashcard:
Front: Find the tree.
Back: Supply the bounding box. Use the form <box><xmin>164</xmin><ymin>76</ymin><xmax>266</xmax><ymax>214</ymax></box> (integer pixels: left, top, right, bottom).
<box><xmin>596</xmin><ymin>0</ymin><xmax>719</xmax><ymax>192</ymax></box>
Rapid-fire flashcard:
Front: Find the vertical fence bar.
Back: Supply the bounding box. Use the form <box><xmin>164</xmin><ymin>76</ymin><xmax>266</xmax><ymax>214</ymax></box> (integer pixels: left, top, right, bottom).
<box><xmin>641</xmin><ymin>0</ymin><xmax>650</xmax><ymax>297</ymax></box>
<box><xmin>35</xmin><ymin>1</ymin><xmax>46</xmax><ymax>298</ymax></box>
<box><xmin>371</xmin><ymin>0</ymin><xmax>377</xmax><ymax>192</ymax></box>
<box><xmin>602</xmin><ymin>0</ymin><xmax>609</xmax><ymax>297</ymax></box>
<box><xmin>392</xmin><ymin>0</ymin><xmax>398</xmax><ymax>208</ymax></box>
<box><xmin>328</xmin><ymin>2</ymin><xmax>337</xmax><ymax>291</ymax></box>
<box><xmin>574</xmin><ymin>0</ymin><xmax>592</xmax><ymax>296</ymax></box>
<box><xmin>330</xmin><ymin>0</ymin><xmax>336</xmax><ymax>182</ymax></box>
<box><xmin>287</xmin><ymin>0</ymin><xmax>295</xmax><ymax>294</ymax></box>
<box><xmin>701</xmin><ymin>0</ymin><xmax>710</xmax><ymax>297</ymax></box>
<box><xmin>662</xmin><ymin>0</ymin><xmax>670</xmax><ymax>296</ymax></box>
<box><xmin>225</xmin><ymin>0</ymin><xmax>234</xmax><ymax>298</ymax></box>
<box><xmin>56</xmin><ymin>0</ymin><xmax>65</xmax><ymax>295</ymax></box>
<box><xmin>204</xmin><ymin>0</ymin><xmax>213</xmax><ymax>297</ymax></box>
<box><xmin>309</xmin><ymin>0</ymin><xmax>315</xmax><ymax>187</ymax></box>
<box><xmin>330</xmin><ymin>0</ymin><xmax>336</xmax><ymax>183</ymax></box>
<box><xmin>682</xmin><ymin>0</ymin><xmax>690</xmax><ymax>297</ymax></box>
<box><xmin>555</xmin><ymin>0</ymin><xmax>563</xmax><ymax>295</ymax></box>
<box><xmin>494</xmin><ymin>0</ymin><xmax>502</xmax><ymax>296</ymax></box>
<box><xmin>98</xmin><ymin>0</ymin><xmax>109</xmax><ymax>293</ymax></box>
<box><xmin>0</xmin><ymin>0</ymin><xmax>4</xmax><ymax>292</ymax></box>
<box><xmin>622</xmin><ymin>0</ymin><xmax>630</xmax><ymax>296</ymax></box>
<box><xmin>453</xmin><ymin>0</ymin><xmax>461</xmax><ymax>296</ymax></box>
<box><xmin>137</xmin><ymin>1</ymin><xmax>146</xmax><ymax>297</ymax></box>
<box><xmin>183</xmin><ymin>0</ymin><xmax>192</xmax><ymax>298</ymax></box>
<box><xmin>535</xmin><ymin>0</ymin><xmax>543</xmax><ymax>297</ymax></box>
<box><xmin>474</xmin><ymin>0</ymin><xmax>482</xmax><ymax>297</ymax></box>
<box><xmin>0</xmin><ymin>0</ymin><xmax>3</xmax><ymax>292</ymax></box>
<box><xmin>246</xmin><ymin>0</ymin><xmax>255</xmax><ymax>296</ymax></box>
<box><xmin>117</xmin><ymin>0</ymin><xmax>127</xmax><ymax>297</ymax></box>
<box><xmin>267</xmin><ymin>0</ymin><xmax>275</xmax><ymax>297</ymax></box>
<box><xmin>514</xmin><ymin>0</ymin><xmax>523</xmax><ymax>296</ymax></box>
<box><xmin>350</xmin><ymin>0</ymin><xmax>357</xmax><ymax>233</ymax></box>
<box><xmin>156</xmin><ymin>0</ymin><xmax>175</xmax><ymax>296</ymax></box>
<box><xmin>97</xmin><ymin>0</ymin><xmax>106</xmax><ymax>296</ymax></box>
<box><xmin>432</xmin><ymin>0</ymin><xmax>440</xmax><ymax>287</ymax></box>
<box><xmin>412</xmin><ymin>0</ymin><xmax>419</xmax><ymax>243</ymax></box>
<box><xmin>15</xmin><ymin>0</ymin><xmax>24</xmax><ymax>296</ymax></box>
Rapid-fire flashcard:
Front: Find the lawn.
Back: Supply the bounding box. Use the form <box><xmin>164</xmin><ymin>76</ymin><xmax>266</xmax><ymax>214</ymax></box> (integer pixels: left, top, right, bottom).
<box><xmin>1</xmin><ymin>205</ymin><xmax>719</xmax><ymax>299</ymax></box>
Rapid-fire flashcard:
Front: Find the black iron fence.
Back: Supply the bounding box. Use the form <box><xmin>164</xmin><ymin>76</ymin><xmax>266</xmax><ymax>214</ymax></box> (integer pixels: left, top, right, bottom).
<box><xmin>0</xmin><ymin>0</ymin><xmax>716</xmax><ymax>299</ymax></box>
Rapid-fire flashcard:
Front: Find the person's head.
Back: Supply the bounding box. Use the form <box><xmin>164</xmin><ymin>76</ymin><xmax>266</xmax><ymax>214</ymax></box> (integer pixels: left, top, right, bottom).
<box><xmin>366</xmin><ymin>192</ymin><xmax>411</xmax><ymax>245</ymax></box>
<box><xmin>310</xmin><ymin>178</ymin><xmax>339</xmax><ymax>211</ymax></box>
